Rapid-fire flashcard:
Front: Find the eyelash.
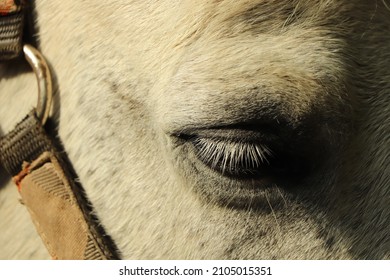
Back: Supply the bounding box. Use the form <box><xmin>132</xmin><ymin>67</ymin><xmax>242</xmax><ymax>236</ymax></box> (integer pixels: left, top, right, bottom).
<box><xmin>192</xmin><ymin>137</ymin><xmax>273</xmax><ymax>176</ymax></box>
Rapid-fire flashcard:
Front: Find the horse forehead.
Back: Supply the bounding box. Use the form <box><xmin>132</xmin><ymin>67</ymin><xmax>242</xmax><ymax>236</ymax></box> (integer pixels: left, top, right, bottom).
<box><xmin>68</xmin><ymin>0</ymin><xmax>360</xmax><ymax>23</ymax></box>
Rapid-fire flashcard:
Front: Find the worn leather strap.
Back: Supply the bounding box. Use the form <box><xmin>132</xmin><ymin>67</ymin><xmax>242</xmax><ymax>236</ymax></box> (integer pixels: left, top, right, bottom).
<box><xmin>0</xmin><ymin>0</ymin><xmax>25</xmax><ymax>60</ymax></box>
<box><xmin>15</xmin><ymin>152</ymin><xmax>112</xmax><ymax>259</ymax></box>
<box><xmin>0</xmin><ymin>111</ymin><xmax>120</xmax><ymax>259</ymax></box>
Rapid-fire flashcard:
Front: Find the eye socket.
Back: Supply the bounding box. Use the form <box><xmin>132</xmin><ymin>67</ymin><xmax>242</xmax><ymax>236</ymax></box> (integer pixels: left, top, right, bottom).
<box><xmin>175</xmin><ymin>125</ymin><xmax>309</xmax><ymax>182</ymax></box>
<box><xmin>191</xmin><ymin>137</ymin><xmax>274</xmax><ymax>178</ymax></box>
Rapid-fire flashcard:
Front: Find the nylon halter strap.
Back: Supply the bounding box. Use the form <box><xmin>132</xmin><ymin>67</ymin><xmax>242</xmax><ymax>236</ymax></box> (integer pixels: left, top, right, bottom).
<box><xmin>0</xmin><ymin>1</ymin><xmax>119</xmax><ymax>259</ymax></box>
<box><xmin>0</xmin><ymin>0</ymin><xmax>24</xmax><ymax>60</ymax></box>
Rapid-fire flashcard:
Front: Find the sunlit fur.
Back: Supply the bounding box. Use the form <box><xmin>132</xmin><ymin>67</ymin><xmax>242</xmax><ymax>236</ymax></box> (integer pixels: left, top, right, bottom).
<box><xmin>0</xmin><ymin>0</ymin><xmax>389</xmax><ymax>259</ymax></box>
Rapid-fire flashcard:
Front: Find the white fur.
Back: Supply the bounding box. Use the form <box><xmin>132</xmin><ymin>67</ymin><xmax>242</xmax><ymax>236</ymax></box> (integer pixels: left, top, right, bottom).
<box><xmin>0</xmin><ymin>0</ymin><xmax>389</xmax><ymax>259</ymax></box>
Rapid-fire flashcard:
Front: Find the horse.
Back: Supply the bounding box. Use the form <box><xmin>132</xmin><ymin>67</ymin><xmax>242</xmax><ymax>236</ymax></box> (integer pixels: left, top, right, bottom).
<box><xmin>0</xmin><ymin>0</ymin><xmax>389</xmax><ymax>259</ymax></box>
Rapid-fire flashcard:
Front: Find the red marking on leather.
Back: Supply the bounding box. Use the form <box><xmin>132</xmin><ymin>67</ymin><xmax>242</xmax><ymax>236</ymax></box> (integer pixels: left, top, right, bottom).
<box><xmin>0</xmin><ymin>0</ymin><xmax>16</xmax><ymax>16</ymax></box>
<box><xmin>12</xmin><ymin>164</ymin><xmax>30</xmax><ymax>192</ymax></box>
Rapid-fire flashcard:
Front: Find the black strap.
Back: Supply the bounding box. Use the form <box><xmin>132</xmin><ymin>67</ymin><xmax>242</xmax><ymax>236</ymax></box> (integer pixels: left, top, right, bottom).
<box><xmin>0</xmin><ymin>0</ymin><xmax>25</xmax><ymax>60</ymax></box>
<box><xmin>0</xmin><ymin>111</ymin><xmax>52</xmax><ymax>176</ymax></box>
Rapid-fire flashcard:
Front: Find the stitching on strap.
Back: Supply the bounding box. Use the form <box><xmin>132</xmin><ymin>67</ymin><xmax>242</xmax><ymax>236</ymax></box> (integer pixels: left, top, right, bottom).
<box><xmin>0</xmin><ymin>112</ymin><xmax>120</xmax><ymax>259</ymax></box>
<box><xmin>0</xmin><ymin>0</ymin><xmax>25</xmax><ymax>60</ymax></box>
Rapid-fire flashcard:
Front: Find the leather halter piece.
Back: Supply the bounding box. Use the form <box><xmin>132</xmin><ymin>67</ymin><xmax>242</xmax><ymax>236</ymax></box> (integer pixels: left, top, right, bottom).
<box><xmin>0</xmin><ymin>1</ymin><xmax>119</xmax><ymax>259</ymax></box>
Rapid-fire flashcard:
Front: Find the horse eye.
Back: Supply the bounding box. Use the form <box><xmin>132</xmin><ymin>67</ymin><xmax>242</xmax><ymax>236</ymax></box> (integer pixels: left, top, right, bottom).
<box><xmin>175</xmin><ymin>126</ymin><xmax>308</xmax><ymax>182</ymax></box>
<box><xmin>191</xmin><ymin>137</ymin><xmax>274</xmax><ymax>178</ymax></box>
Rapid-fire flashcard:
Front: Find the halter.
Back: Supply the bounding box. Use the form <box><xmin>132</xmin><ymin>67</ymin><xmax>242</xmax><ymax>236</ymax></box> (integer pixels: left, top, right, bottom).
<box><xmin>0</xmin><ymin>0</ymin><xmax>119</xmax><ymax>259</ymax></box>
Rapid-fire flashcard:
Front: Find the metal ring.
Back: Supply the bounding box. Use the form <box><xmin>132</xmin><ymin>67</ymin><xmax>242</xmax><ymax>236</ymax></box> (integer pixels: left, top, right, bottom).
<box><xmin>23</xmin><ymin>44</ymin><xmax>53</xmax><ymax>125</ymax></box>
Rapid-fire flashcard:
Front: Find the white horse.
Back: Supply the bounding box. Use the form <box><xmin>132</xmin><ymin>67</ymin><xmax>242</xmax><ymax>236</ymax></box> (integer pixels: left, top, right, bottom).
<box><xmin>0</xmin><ymin>0</ymin><xmax>389</xmax><ymax>259</ymax></box>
